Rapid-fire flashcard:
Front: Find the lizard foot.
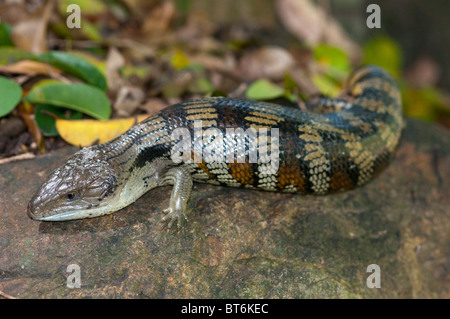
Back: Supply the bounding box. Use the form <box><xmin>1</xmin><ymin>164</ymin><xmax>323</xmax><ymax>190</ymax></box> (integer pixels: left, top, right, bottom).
<box><xmin>162</xmin><ymin>206</ymin><xmax>188</xmax><ymax>228</ymax></box>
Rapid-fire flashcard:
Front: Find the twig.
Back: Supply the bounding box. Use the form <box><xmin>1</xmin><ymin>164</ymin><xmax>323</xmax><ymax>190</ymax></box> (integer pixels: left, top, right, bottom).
<box><xmin>0</xmin><ymin>290</ymin><xmax>17</xmax><ymax>299</ymax></box>
<box><xmin>0</xmin><ymin>153</ymin><xmax>35</xmax><ymax>165</ymax></box>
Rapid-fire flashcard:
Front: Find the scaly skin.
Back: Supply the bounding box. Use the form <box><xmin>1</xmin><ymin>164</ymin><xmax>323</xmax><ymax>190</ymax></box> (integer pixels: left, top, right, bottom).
<box><xmin>28</xmin><ymin>65</ymin><xmax>403</xmax><ymax>227</ymax></box>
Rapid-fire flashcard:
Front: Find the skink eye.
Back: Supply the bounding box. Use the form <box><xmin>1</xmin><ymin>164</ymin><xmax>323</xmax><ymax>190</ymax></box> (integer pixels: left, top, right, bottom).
<box><xmin>67</xmin><ymin>192</ymin><xmax>77</xmax><ymax>201</ymax></box>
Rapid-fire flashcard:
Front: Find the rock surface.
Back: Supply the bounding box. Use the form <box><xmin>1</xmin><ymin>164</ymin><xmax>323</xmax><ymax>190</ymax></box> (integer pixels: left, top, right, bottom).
<box><xmin>0</xmin><ymin>118</ymin><xmax>448</xmax><ymax>298</ymax></box>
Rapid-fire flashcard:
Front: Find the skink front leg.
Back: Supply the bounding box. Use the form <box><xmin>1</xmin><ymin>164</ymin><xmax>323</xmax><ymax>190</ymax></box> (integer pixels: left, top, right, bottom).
<box><xmin>160</xmin><ymin>166</ymin><xmax>193</xmax><ymax>228</ymax></box>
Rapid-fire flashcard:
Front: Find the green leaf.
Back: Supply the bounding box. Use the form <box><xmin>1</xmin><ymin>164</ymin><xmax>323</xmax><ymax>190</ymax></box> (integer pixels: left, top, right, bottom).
<box><xmin>313</xmin><ymin>44</ymin><xmax>350</xmax><ymax>73</ymax></box>
<box><xmin>0</xmin><ymin>76</ymin><xmax>22</xmax><ymax>118</ymax></box>
<box><xmin>0</xmin><ymin>48</ymin><xmax>35</xmax><ymax>65</ymax></box>
<box><xmin>0</xmin><ymin>23</ymin><xmax>13</xmax><ymax>47</ymax></box>
<box><xmin>29</xmin><ymin>79</ymin><xmax>62</xmax><ymax>88</ymax></box>
<box><xmin>402</xmin><ymin>87</ymin><xmax>445</xmax><ymax>122</ymax></box>
<box><xmin>25</xmin><ymin>82</ymin><xmax>111</xmax><ymax>120</ymax></box>
<box><xmin>57</xmin><ymin>0</ymin><xmax>106</xmax><ymax>15</ymax></box>
<box><xmin>174</xmin><ymin>0</ymin><xmax>191</xmax><ymax>13</ymax></box>
<box><xmin>79</xmin><ymin>20</ymin><xmax>102</xmax><ymax>41</ymax></box>
<box><xmin>283</xmin><ymin>72</ymin><xmax>297</xmax><ymax>93</ymax></box>
<box><xmin>49</xmin><ymin>22</ymin><xmax>74</xmax><ymax>39</ymax></box>
<box><xmin>35</xmin><ymin>104</ymin><xmax>82</xmax><ymax>136</ymax></box>
<box><xmin>37</xmin><ymin>51</ymin><xmax>107</xmax><ymax>91</ymax></box>
<box><xmin>312</xmin><ymin>74</ymin><xmax>340</xmax><ymax>97</ymax></box>
<box><xmin>188</xmin><ymin>76</ymin><xmax>214</xmax><ymax>94</ymax></box>
<box><xmin>120</xmin><ymin>65</ymin><xmax>151</xmax><ymax>80</ymax></box>
<box><xmin>363</xmin><ymin>36</ymin><xmax>402</xmax><ymax>78</ymax></box>
<box><xmin>246</xmin><ymin>79</ymin><xmax>285</xmax><ymax>100</ymax></box>
<box><xmin>71</xmin><ymin>51</ymin><xmax>107</xmax><ymax>75</ymax></box>
<box><xmin>207</xmin><ymin>89</ymin><xmax>227</xmax><ymax>97</ymax></box>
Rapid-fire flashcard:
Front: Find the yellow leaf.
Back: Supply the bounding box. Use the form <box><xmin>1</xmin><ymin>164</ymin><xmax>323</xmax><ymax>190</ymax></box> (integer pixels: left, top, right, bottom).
<box><xmin>170</xmin><ymin>48</ymin><xmax>189</xmax><ymax>70</ymax></box>
<box><xmin>56</xmin><ymin>115</ymin><xmax>148</xmax><ymax>147</ymax></box>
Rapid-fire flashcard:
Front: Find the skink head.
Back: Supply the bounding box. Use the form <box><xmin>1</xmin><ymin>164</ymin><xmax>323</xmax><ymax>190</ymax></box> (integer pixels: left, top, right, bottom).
<box><xmin>28</xmin><ymin>146</ymin><xmax>119</xmax><ymax>221</ymax></box>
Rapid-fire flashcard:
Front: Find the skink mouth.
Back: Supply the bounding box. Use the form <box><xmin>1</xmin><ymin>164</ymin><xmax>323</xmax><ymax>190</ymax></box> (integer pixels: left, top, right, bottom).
<box><xmin>28</xmin><ymin>209</ymin><xmax>81</xmax><ymax>221</ymax></box>
<box><xmin>35</xmin><ymin>210</ymin><xmax>80</xmax><ymax>222</ymax></box>
<box><xmin>27</xmin><ymin>200</ymin><xmax>79</xmax><ymax>221</ymax></box>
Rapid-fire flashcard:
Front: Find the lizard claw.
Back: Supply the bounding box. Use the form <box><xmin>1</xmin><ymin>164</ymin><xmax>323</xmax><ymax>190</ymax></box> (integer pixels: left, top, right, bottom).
<box><xmin>162</xmin><ymin>207</ymin><xmax>188</xmax><ymax>228</ymax></box>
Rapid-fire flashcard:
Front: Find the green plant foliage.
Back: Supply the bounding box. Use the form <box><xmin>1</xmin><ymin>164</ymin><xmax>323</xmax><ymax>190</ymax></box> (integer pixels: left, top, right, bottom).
<box><xmin>0</xmin><ymin>76</ymin><xmax>22</xmax><ymax>118</ymax></box>
<box><xmin>311</xmin><ymin>44</ymin><xmax>349</xmax><ymax>97</ymax></box>
<box><xmin>35</xmin><ymin>104</ymin><xmax>82</xmax><ymax>136</ymax></box>
<box><xmin>313</xmin><ymin>44</ymin><xmax>351</xmax><ymax>73</ymax></box>
<box><xmin>402</xmin><ymin>86</ymin><xmax>448</xmax><ymax>123</ymax></box>
<box><xmin>188</xmin><ymin>76</ymin><xmax>214</xmax><ymax>94</ymax></box>
<box><xmin>246</xmin><ymin>79</ymin><xmax>285</xmax><ymax>100</ymax></box>
<box><xmin>207</xmin><ymin>89</ymin><xmax>227</xmax><ymax>97</ymax></box>
<box><xmin>363</xmin><ymin>36</ymin><xmax>402</xmax><ymax>78</ymax></box>
<box><xmin>174</xmin><ymin>0</ymin><xmax>191</xmax><ymax>13</ymax></box>
<box><xmin>171</xmin><ymin>48</ymin><xmax>190</xmax><ymax>70</ymax></box>
<box><xmin>37</xmin><ymin>51</ymin><xmax>107</xmax><ymax>91</ymax></box>
<box><xmin>0</xmin><ymin>48</ymin><xmax>35</xmax><ymax>65</ymax></box>
<box><xmin>78</xmin><ymin>20</ymin><xmax>102</xmax><ymax>41</ymax></box>
<box><xmin>120</xmin><ymin>65</ymin><xmax>151</xmax><ymax>81</ymax></box>
<box><xmin>25</xmin><ymin>82</ymin><xmax>111</xmax><ymax>120</ymax></box>
<box><xmin>312</xmin><ymin>74</ymin><xmax>341</xmax><ymax>97</ymax></box>
<box><xmin>283</xmin><ymin>72</ymin><xmax>297</xmax><ymax>93</ymax></box>
<box><xmin>0</xmin><ymin>22</ymin><xmax>13</xmax><ymax>47</ymax></box>
<box><xmin>57</xmin><ymin>0</ymin><xmax>106</xmax><ymax>15</ymax></box>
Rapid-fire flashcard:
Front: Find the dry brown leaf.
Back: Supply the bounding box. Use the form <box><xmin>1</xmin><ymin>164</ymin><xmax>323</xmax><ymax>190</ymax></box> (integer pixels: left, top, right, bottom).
<box><xmin>10</xmin><ymin>0</ymin><xmax>54</xmax><ymax>54</ymax></box>
<box><xmin>176</xmin><ymin>11</ymin><xmax>215</xmax><ymax>42</ymax></box>
<box><xmin>0</xmin><ymin>60</ymin><xmax>61</xmax><ymax>76</ymax></box>
<box><xmin>237</xmin><ymin>46</ymin><xmax>295</xmax><ymax>81</ymax></box>
<box><xmin>11</xmin><ymin>18</ymin><xmax>46</xmax><ymax>53</ymax></box>
<box><xmin>142</xmin><ymin>1</ymin><xmax>176</xmax><ymax>35</ymax></box>
<box><xmin>275</xmin><ymin>0</ymin><xmax>361</xmax><ymax>62</ymax></box>
<box><xmin>121</xmin><ymin>0</ymin><xmax>160</xmax><ymax>20</ymax></box>
<box><xmin>404</xmin><ymin>56</ymin><xmax>441</xmax><ymax>88</ymax></box>
<box><xmin>113</xmin><ymin>86</ymin><xmax>145</xmax><ymax>117</ymax></box>
<box><xmin>138</xmin><ymin>98</ymin><xmax>170</xmax><ymax>115</ymax></box>
<box><xmin>108</xmin><ymin>38</ymin><xmax>156</xmax><ymax>61</ymax></box>
<box><xmin>189</xmin><ymin>53</ymin><xmax>238</xmax><ymax>79</ymax></box>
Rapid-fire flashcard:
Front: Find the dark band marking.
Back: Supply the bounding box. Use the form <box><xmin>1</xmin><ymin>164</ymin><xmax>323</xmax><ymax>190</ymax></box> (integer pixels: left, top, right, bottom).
<box><xmin>129</xmin><ymin>144</ymin><xmax>171</xmax><ymax>173</ymax></box>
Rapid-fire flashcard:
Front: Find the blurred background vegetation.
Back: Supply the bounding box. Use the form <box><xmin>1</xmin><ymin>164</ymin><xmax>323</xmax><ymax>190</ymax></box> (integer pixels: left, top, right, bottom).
<box><xmin>0</xmin><ymin>0</ymin><xmax>448</xmax><ymax>160</ymax></box>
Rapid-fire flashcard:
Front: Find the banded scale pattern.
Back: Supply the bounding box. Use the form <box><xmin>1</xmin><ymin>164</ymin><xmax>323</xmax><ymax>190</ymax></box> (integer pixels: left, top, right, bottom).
<box><xmin>28</xmin><ymin>65</ymin><xmax>403</xmax><ymax>223</ymax></box>
<box><xmin>105</xmin><ymin>65</ymin><xmax>402</xmax><ymax>194</ymax></box>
